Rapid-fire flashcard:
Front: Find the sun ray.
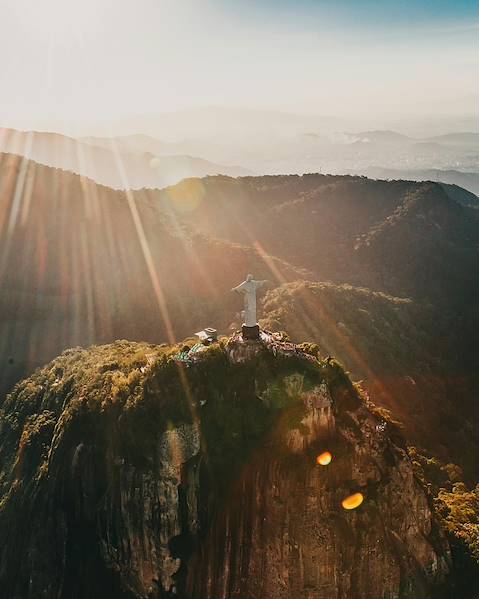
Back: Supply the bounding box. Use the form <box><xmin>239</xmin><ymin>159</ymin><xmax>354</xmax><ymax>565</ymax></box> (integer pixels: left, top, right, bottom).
<box><xmin>288</xmin><ymin>284</ymin><xmax>402</xmax><ymax>415</ymax></box>
<box><xmin>252</xmin><ymin>240</ymin><xmax>289</xmax><ymax>288</ymax></box>
<box><xmin>99</xmin><ymin>136</ymin><xmax>178</xmax><ymax>343</ymax></box>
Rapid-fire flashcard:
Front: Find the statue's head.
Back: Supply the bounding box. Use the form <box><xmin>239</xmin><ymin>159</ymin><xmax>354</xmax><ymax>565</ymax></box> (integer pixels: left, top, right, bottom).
<box><xmin>246</xmin><ymin>274</ymin><xmax>253</xmax><ymax>281</ymax></box>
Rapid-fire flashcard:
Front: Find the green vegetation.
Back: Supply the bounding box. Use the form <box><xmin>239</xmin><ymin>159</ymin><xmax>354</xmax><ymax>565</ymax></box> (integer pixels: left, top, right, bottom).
<box><xmin>0</xmin><ymin>338</ymin><xmax>339</xmax><ymax>507</ymax></box>
<box><xmin>407</xmin><ymin>447</ymin><xmax>479</xmax><ymax>596</ymax></box>
<box><xmin>261</xmin><ymin>280</ymin><xmax>445</xmax><ymax>375</ymax></box>
<box><xmin>436</xmin><ymin>484</ymin><xmax>479</xmax><ymax>563</ymax></box>
<box><xmin>436</xmin><ymin>484</ymin><xmax>479</xmax><ymax>597</ymax></box>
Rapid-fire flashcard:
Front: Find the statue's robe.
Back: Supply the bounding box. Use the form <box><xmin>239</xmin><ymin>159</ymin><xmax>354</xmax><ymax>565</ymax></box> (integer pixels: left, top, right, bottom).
<box><xmin>232</xmin><ymin>279</ymin><xmax>266</xmax><ymax>327</ymax></box>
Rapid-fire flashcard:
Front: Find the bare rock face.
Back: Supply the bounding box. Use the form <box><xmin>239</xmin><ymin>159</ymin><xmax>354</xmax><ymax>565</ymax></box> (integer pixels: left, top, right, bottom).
<box><xmin>188</xmin><ymin>369</ymin><xmax>450</xmax><ymax>599</ymax></box>
<box><xmin>0</xmin><ymin>338</ymin><xmax>451</xmax><ymax>598</ymax></box>
<box><xmin>98</xmin><ymin>423</ymin><xmax>201</xmax><ymax>596</ymax></box>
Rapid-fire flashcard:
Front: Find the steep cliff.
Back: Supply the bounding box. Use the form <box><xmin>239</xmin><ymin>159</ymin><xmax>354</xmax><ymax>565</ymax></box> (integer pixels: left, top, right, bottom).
<box><xmin>0</xmin><ymin>335</ymin><xmax>451</xmax><ymax>598</ymax></box>
<box><xmin>259</xmin><ymin>281</ymin><xmax>479</xmax><ymax>480</ymax></box>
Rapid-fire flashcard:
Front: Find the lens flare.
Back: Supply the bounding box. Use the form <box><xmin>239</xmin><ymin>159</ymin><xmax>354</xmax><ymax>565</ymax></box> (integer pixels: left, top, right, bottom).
<box><xmin>341</xmin><ymin>492</ymin><xmax>364</xmax><ymax>510</ymax></box>
<box><xmin>167</xmin><ymin>178</ymin><xmax>205</xmax><ymax>213</ymax></box>
<box><xmin>316</xmin><ymin>451</ymin><xmax>332</xmax><ymax>466</ymax></box>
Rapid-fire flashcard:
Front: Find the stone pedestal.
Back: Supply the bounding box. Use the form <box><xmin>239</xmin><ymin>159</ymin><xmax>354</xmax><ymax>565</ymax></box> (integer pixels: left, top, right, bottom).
<box><xmin>242</xmin><ymin>323</ymin><xmax>260</xmax><ymax>340</ymax></box>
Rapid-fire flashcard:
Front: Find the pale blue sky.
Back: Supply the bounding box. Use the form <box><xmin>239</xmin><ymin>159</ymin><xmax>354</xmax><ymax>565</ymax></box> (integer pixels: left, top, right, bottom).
<box><xmin>220</xmin><ymin>0</ymin><xmax>479</xmax><ymax>27</ymax></box>
<box><xmin>0</xmin><ymin>0</ymin><xmax>477</xmax><ymax>132</ymax></box>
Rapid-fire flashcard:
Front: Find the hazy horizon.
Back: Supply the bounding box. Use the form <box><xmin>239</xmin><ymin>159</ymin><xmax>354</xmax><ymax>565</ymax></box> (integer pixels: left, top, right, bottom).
<box><xmin>0</xmin><ymin>0</ymin><xmax>478</xmax><ymax>136</ymax></box>
<box><xmin>4</xmin><ymin>104</ymin><xmax>479</xmax><ymax>139</ymax></box>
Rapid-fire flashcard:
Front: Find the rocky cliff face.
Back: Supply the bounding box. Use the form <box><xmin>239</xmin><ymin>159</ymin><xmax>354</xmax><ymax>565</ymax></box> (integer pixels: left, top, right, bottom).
<box><xmin>0</xmin><ymin>335</ymin><xmax>451</xmax><ymax>598</ymax></box>
<box><xmin>188</xmin><ymin>358</ymin><xmax>450</xmax><ymax>598</ymax></box>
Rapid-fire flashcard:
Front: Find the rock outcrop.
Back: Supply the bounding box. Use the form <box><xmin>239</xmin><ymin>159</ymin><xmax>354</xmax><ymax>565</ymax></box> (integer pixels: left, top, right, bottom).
<box><xmin>0</xmin><ymin>336</ymin><xmax>451</xmax><ymax>598</ymax></box>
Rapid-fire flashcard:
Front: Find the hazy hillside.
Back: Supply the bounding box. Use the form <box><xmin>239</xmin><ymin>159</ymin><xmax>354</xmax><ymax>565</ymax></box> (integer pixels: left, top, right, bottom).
<box><xmin>0</xmin><ymin>153</ymin><xmax>299</xmax><ymax>399</ymax></box>
<box><xmin>260</xmin><ymin>281</ymin><xmax>479</xmax><ymax>475</ymax></box>
<box><xmin>80</xmin><ymin>133</ymin><xmax>180</xmax><ymax>156</ymax></box>
<box><xmin>80</xmin><ymin>133</ymin><xmax>223</xmax><ymax>163</ymax></box>
<box><xmin>5</xmin><ymin>121</ymin><xmax>479</xmax><ymax>197</ymax></box>
<box><xmin>426</xmin><ymin>133</ymin><xmax>479</xmax><ymax>146</ymax></box>
<box><xmin>99</xmin><ymin>111</ymin><xmax>479</xmax><ymax>191</ymax></box>
<box><xmin>156</xmin><ymin>174</ymin><xmax>479</xmax><ymax>303</ymax></box>
<box><xmin>0</xmin><ymin>128</ymin><xmax>249</xmax><ymax>189</ymax></box>
<box><xmin>347</xmin><ymin>130</ymin><xmax>413</xmax><ymax>144</ymax></box>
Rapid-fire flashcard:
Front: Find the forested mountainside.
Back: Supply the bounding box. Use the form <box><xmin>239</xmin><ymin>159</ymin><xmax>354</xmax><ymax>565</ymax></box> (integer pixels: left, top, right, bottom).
<box><xmin>260</xmin><ymin>281</ymin><xmax>479</xmax><ymax>477</ymax></box>
<box><xmin>0</xmin><ymin>153</ymin><xmax>300</xmax><ymax>400</ymax></box>
<box><xmin>154</xmin><ymin>174</ymin><xmax>479</xmax><ymax>305</ymax></box>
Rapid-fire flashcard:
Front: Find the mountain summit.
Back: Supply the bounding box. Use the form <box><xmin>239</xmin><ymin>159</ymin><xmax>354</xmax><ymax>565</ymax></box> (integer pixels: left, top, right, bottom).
<box><xmin>0</xmin><ymin>333</ymin><xmax>452</xmax><ymax>598</ymax></box>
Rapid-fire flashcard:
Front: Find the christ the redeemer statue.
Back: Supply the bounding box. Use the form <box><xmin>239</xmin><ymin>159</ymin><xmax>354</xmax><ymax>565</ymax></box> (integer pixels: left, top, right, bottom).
<box><xmin>232</xmin><ymin>274</ymin><xmax>267</xmax><ymax>339</ymax></box>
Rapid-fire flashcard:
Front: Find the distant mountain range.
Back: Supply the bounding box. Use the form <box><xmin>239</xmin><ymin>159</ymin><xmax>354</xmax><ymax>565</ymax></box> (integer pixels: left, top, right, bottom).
<box><xmin>301</xmin><ymin>130</ymin><xmax>479</xmax><ymax>195</ymax></box>
<box><xmin>342</xmin><ymin>130</ymin><xmax>479</xmax><ymax>147</ymax></box>
<box><xmin>425</xmin><ymin>132</ymin><xmax>479</xmax><ymax>145</ymax></box>
<box><xmin>343</xmin><ymin>130</ymin><xmax>413</xmax><ymax>144</ymax></box>
<box><xmin>2</xmin><ymin>120</ymin><xmax>479</xmax><ymax>197</ymax></box>
<box><xmin>366</xmin><ymin>167</ymin><xmax>479</xmax><ymax>200</ymax></box>
<box><xmin>0</xmin><ymin>127</ymin><xmax>250</xmax><ymax>189</ymax></box>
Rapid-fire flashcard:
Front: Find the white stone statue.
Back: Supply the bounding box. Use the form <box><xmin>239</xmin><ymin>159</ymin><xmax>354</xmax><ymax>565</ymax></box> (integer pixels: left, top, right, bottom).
<box><xmin>232</xmin><ymin>274</ymin><xmax>267</xmax><ymax>327</ymax></box>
